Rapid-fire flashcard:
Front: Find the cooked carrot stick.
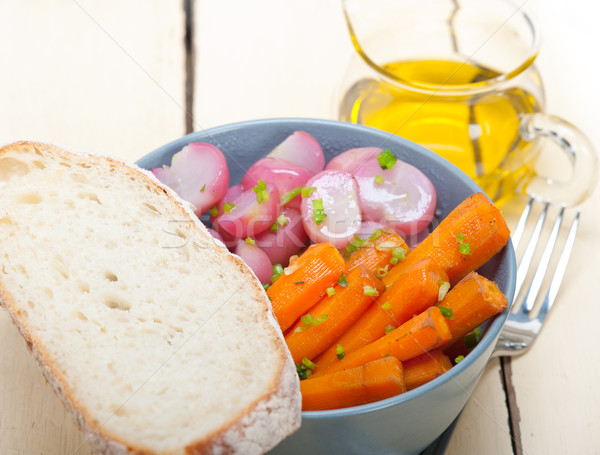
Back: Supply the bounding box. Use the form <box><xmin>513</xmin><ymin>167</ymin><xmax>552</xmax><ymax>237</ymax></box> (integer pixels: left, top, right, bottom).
<box><xmin>267</xmin><ymin>242</ymin><xmax>347</xmax><ymax>332</ymax></box>
<box><xmin>314</xmin><ymin>258</ymin><xmax>448</xmax><ymax>369</ymax></box>
<box><xmin>382</xmin><ymin>192</ymin><xmax>510</xmax><ymax>287</ymax></box>
<box><xmin>346</xmin><ymin>229</ymin><xmax>408</xmax><ymax>277</ymax></box>
<box><xmin>284</xmin><ymin>266</ymin><xmax>385</xmax><ymax>364</ymax></box>
<box><xmin>437</xmin><ymin>271</ymin><xmax>508</xmax><ymax>342</ymax></box>
<box><xmin>314</xmin><ymin>307</ymin><xmax>452</xmax><ymax>377</ymax></box>
<box><xmin>403</xmin><ymin>349</ymin><xmax>453</xmax><ymax>391</ymax></box>
<box><xmin>300</xmin><ymin>357</ymin><xmax>406</xmax><ymax>411</ymax></box>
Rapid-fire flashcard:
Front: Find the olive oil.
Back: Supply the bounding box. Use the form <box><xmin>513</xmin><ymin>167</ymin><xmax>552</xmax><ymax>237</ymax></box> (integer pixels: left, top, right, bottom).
<box><xmin>339</xmin><ymin>59</ymin><xmax>542</xmax><ymax>203</ymax></box>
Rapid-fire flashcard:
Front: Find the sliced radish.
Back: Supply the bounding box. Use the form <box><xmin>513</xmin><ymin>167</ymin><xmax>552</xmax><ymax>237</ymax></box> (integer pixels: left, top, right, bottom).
<box><xmin>254</xmin><ymin>208</ymin><xmax>309</xmax><ymax>267</ymax></box>
<box><xmin>353</xmin><ymin>156</ymin><xmax>436</xmax><ymax>238</ymax></box>
<box><xmin>300</xmin><ymin>170</ymin><xmax>362</xmax><ymax>249</ymax></box>
<box><xmin>215</xmin><ymin>182</ymin><xmax>280</xmax><ymax>238</ymax></box>
<box><xmin>210</xmin><ymin>184</ymin><xmax>245</xmax><ymax>249</ymax></box>
<box><xmin>325</xmin><ymin>147</ymin><xmax>383</xmax><ymax>174</ymax></box>
<box><xmin>234</xmin><ymin>240</ymin><xmax>273</xmax><ymax>284</ymax></box>
<box><xmin>151</xmin><ymin>142</ymin><xmax>229</xmax><ymax>216</ymax></box>
<box><xmin>240</xmin><ymin>157</ymin><xmax>314</xmax><ymax>210</ymax></box>
<box><xmin>356</xmin><ymin>220</ymin><xmax>389</xmax><ymax>241</ymax></box>
<box><xmin>267</xmin><ymin>131</ymin><xmax>325</xmax><ymax>174</ymax></box>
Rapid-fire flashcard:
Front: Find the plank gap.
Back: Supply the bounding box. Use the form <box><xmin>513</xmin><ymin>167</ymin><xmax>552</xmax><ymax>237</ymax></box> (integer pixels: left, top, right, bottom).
<box><xmin>184</xmin><ymin>0</ymin><xmax>195</xmax><ymax>133</ymax></box>
<box><xmin>500</xmin><ymin>356</ymin><xmax>523</xmax><ymax>455</ymax></box>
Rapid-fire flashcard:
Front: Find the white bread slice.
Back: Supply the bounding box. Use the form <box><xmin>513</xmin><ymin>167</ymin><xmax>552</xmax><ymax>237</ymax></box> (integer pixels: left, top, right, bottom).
<box><xmin>0</xmin><ymin>141</ymin><xmax>301</xmax><ymax>454</ymax></box>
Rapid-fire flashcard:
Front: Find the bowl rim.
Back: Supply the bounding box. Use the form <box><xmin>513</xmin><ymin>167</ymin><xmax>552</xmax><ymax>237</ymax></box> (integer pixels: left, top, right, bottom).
<box><xmin>139</xmin><ymin>117</ymin><xmax>517</xmax><ymax>419</ymax></box>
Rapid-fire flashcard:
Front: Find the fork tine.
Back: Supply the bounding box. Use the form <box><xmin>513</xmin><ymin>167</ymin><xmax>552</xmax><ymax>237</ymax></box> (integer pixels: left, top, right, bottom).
<box><xmin>514</xmin><ymin>200</ymin><xmax>550</xmax><ymax>298</ymax></box>
<box><xmin>536</xmin><ymin>210</ymin><xmax>581</xmax><ymax>322</ymax></box>
<box><xmin>521</xmin><ymin>206</ymin><xmax>565</xmax><ymax>313</ymax></box>
<box><xmin>511</xmin><ymin>195</ymin><xmax>534</xmax><ymax>249</ymax></box>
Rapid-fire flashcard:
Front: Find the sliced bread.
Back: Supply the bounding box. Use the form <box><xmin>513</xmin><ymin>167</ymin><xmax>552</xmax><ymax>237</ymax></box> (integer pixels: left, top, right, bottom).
<box><xmin>0</xmin><ymin>141</ymin><xmax>301</xmax><ymax>454</ymax></box>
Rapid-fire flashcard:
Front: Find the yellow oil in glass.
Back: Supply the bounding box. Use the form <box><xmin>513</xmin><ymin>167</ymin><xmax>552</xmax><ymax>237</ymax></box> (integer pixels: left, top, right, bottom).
<box><xmin>340</xmin><ymin>59</ymin><xmax>541</xmax><ymax>204</ymax></box>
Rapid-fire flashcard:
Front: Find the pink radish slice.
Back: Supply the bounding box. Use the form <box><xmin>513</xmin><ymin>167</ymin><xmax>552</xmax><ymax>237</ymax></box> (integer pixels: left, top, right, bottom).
<box><xmin>215</xmin><ymin>183</ymin><xmax>280</xmax><ymax>238</ymax></box>
<box><xmin>151</xmin><ymin>142</ymin><xmax>229</xmax><ymax>216</ymax></box>
<box><xmin>300</xmin><ymin>170</ymin><xmax>362</xmax><ymax>249</ymax></box>
<box><xmin>234</xmin><ymin>240</ymin><xmax>273</xmax><ymax>284</ymax></box>
<box><xmin>254</xmin><ymin>208</ymin><xmax>309</xmax><ymax>267</ymax></box>
<box><xmin>353</xmin><ymin>157</ymin><xmax>436</xmax><ymax>238</ymax></box>
<box><xmin>240</xmin><ymin>157</ymin><xmax>314</xmax><ymax>210</ymax></box>
<box><xmin>325</xmin><ymin>147</ymin><xmax>384</xmax><ymax>174</ymax></box>
<box><xmin>210</xmin><ymin>184</ymin><xmax>244</xmax><ymax>222</ymax></box>
<box><xmin>356</xmin><ymin>221</ymin><xmax>390</xmax><ymax>241</ymax></box>
<box><xmin>267</xmin><ymin>131</ymin><xmax>325</xmax><ymax>174</ymax></box>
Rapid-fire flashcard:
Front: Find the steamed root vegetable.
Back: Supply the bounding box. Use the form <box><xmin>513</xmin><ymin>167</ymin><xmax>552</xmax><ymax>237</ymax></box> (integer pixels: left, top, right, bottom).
<box><xmin>151</xmin><ymin>142</ymin><xmax>229</xmax><ymax>216</ymax></box>
<box><xmin>254</xmin><ymin>207</ymin><xmax>309</xmax><ymax>267</ymax></box>
<box><xmin>284</xmin><ymin>265</ymin><xmax>385</xmax><ymax>364</ymax></box>
<box><xmin>214</xmin><ymin>181</ymin><xmax>280</xmax><ymax>238</ymax></box>
<box><xmin>325</xmin><ymin>147</ymin><xmax>383</xmax><ymax>174</ymax></box>
<box><xmin>241</xmin><ymin>157</ymin><xmax>314</xmax><ymax>210</ymax></box>
<box><xmin>266</xmin><ymin>242</ymin><xmax>347</xmax><ymax>332</ymax></box>
<box><xmin>209</xmin><ymin>184</ymin><xmax>244</xmax><ymax>247</ymax></box>
<box><xmin>382</xmin><ymin>192</ymin><xmax>510</xmax><ymax>287</ymax></box>
<box><xmin>267</xmin><ymin>131</ymin><xmax>325</xmax><ymax>174</ymax></box>
<box><xmin>353</xmin><ymin>151</ymin><xmax>436</xmax><ymax>239</ymax></box>
<box><xmin>233</xmin><ymin>239</ymin><xmax>273</xmax><ymax>284</ymax></box>
<box><xmin>345</xmin><ymin>228</ymin><xmax>408</xmax><ymax>276</ymax></box>
<box><xmin>314</xmin><ymin>307</ymin><xmax>452</xmax><ymax>377</ymax></box>
<box><xmin>315</xmin><ymin>258</ymin><xmax>447</xmax><ymax>369</ymax></box>
<box><xmin>403</xmin><ymin>349</ymin><xmax>453</xmax><ymax>391</ymax></box>
<box><xmin>300</xmin><ymin>170</ymin><xmax>362</xmax><ymax>249</ymax></box>
<box><xmin>300</xmin><ymin>357</ymin><xmax>406</xmax><ymax>411</ymax></box>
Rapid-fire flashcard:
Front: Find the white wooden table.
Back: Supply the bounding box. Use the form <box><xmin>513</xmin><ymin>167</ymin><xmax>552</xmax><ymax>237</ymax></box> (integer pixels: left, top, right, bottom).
<box><xmin>1</xmin><ymin>1</ymin><xmax>598</xmax><ymax>454</ymax></box>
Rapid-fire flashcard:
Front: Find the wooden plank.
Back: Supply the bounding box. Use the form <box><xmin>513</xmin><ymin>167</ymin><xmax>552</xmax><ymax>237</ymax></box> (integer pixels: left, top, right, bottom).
<box><xmin>0</xmin><ymin>0</ymin><xmax>186</xmax><ymax>162</ymax></box>
<box><xmin>445</xmin><ymin>358</ymin><xmax>514</xmax><ymax>454</ymax></box>
<box><xmin>0</xmin><ymin>2</ymin><xmax>186</xmax><ymax>453</ymax></box>
<box><xmin>193</xmin><ymin>0</ymin><xmax>352</xmax><ymax>128</ymax></box>
<box><xmin>506</xmin><ymin>1</ymin><xmax>600</xmax><ymax>454</ymax></box>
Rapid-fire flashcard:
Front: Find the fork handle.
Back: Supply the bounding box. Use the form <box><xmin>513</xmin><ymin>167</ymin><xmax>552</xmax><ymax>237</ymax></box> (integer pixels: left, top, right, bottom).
<box><xmin>519</xmin><ymin>113</ymin><xmax>598</xmax><ymax>206</ymax></box>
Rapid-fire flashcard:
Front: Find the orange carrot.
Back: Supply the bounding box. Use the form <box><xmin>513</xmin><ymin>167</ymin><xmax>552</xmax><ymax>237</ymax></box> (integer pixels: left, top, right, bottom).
<box><xmin>403</xmin><ymin>349</ymin><xmax>453</xmax><ymax>391</ymax></box>
<box><xmin>284</xmin><ymin>266</ymin><xmax>385</xmax><ymax>364</ymax></box>
<box><xmin>315</xmin><ymin>258</ymin><xmax>448</xmax><ymax>369</ymax></box>
<box><xmin>346</xmin><ymin>229</ymin><xmax>408</xmax><ymax>277</ymax></box>
<box><xmin>314</xmin><ymin>307</ymin><xmax>452</xmax><ymax>377</ymax></box>
<box><xmin>300</xmin><ymin>357</ymin><xmax>406</xmax><ymax>411</ymax></box>
<box><xmin>382</xmin><ymin>192</ymin><xmax>510</xmax><ymax>287</ymax></box>
<box><xmin>267</xmin><ymin>242</ymin><xmax>347</xmax><ymax>332</ymax></box>
<box><xmin>437</xmin><ymin>271</ymin><xmax>508</xmax><ymax>342</ymax></box>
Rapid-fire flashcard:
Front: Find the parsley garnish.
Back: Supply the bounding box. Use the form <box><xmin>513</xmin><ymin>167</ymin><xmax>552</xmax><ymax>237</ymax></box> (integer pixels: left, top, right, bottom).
<box><xmin>294</xmin><ymin>313</ymin><xmax>329</xmax><ymax>332</ymax></box>
<box><xmin>253</xmin><ymin>180</ymin><xmax>270</xmax><ymax>203</ymax></box>
<box><xmin>280</xmin><ymin>186</ymin><xmax>303</xmax><ymax>205</ymax></box>
<box><xmin>439</xmin><ymin>305</ymin><xmax>454</xmax><ymax>319</ymax></box>
<box><xmin>336</xmin><ymin>344</ymin><xmax>345</xmax><ymax>360</ymax></box>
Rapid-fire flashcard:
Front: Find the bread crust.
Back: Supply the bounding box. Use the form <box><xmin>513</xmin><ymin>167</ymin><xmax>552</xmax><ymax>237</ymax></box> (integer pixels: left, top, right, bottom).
<box><xmin>0</xmin><ymin>141</ymin><xmax>301</xmax><ymax>454</ymax></box>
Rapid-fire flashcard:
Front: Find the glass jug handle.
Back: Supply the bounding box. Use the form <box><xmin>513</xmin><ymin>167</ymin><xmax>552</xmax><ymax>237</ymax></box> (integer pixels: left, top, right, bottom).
<box><xmin>519</xmin><ymin>113</ymin><xmax>598</xmax><ymax>206</ymax></box>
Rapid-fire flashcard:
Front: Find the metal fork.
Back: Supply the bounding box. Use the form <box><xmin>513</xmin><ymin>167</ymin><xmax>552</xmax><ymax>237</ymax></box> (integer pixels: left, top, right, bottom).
<box><xmin>493</xmin><ymin>196</ymin><xmax>581</xmax><ymax>357</ymax></box>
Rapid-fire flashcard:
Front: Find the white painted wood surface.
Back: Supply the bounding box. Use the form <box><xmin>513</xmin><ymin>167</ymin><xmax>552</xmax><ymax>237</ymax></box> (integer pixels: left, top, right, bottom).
<box><xmin>1</xmin><ymin>0</ymin><xmax>599</xmax><ymax>454</ymax></box>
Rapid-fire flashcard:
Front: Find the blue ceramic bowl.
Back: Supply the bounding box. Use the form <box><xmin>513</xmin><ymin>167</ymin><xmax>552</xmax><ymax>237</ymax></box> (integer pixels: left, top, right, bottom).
<box><xmin>137</xmin><ymin>118</ymin><xmax>516</xmax><ymax>455</ymax></box>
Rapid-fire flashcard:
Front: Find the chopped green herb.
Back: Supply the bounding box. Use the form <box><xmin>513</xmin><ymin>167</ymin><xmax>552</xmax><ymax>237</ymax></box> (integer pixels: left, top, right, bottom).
<box><xmin>294</xmin><ymin>280</ymin><xmax>305</xmax><ymax>285</ymax></box>
<box><xmin>376</xmin><ymin>265</ymin><xmax>389</xmax><ymax>278</ymax></box>
<box><xmin>385</xmin><ymin>325</ymin><xmax>395</xmax><ymax>335</ymax></box>
<box><xmin>262</xmin><ymin>283</ymin><xmax>270</xmax><ymax>291</ymax></box>
<box><xmin>377</xmin><ymin>149</ymin><xmax>397</xmax><ymax>170</ymax></box>
<box><xmin>296</xmin><ymin>360</ymin><xmax>315</xmax><ymax>380</ymax></box>
<box><xmin>456</xmin><ymin>233</ymin><xmax>471</xmax><ymax>255</ymax></box>
<box><xmin>337</xmin><ymin>273</ymin><xmax>348</xmax><ymax>287</ymax></box>
<box><xmin>276</xmin><ymin>214</ymin><xmax>288</xmax><ymax>227</ymax></box>
<box><xmin>301</xmin><ymin>186</ymin><xmax>316</xmax><ymax>198</ymax></box>
<box><xmin>336</xmin><ymin>344</ymin><xmax>345</xmax><ymax>360</ymax></box>
<box><xmin>312</xmin><ymin>198</ymin><xmax>327</xmax><ymax>225</ymax></box>
<box><xmin>374</xmin><ymin>175</ymin><xmax>384</xmax><ymax>185</ymax></box>
<box><xmin>280</xmin><ymin>186</ymin><xmax>303</xmax><ymax>205</ymax></box>
<box><xmin>438</xmin><ymin>281</ymin><xmax>450</xmax><ymax>301</ymax></box>
<box><xmin>302</xmin><ymin>357</ymin><xmax>317</xmax><ymax>370</ymax></box>
<box><xmin>253</xmin><ymin>180</ymin><xmax>270</xmax><ymax>203</ymax></box>
<box><xmin>346</xmin><ymin>235</ymin><xmax>366</xmax><ymax>253</ymax></box>
<box><xmin>223</xmin><ymin>202</ymin><xmax>236</xmax><ymax>213</ymax></box>
<box><xmin>200</xmin><ymin>184</ymin><xmax>206</xmax><ymax>192</ymax></box>
<box><xmin>463</xmin><ymin>327</ymin><xmax>482</xmax><ymax>349</ymax></box>
<box><xmin>326</xmin><ymin>287</ymin><xmax>336</xmax><ymax>297</ymax></box>
<box><xmin>209</xmin><ymin>205</ymin><xmax>219</xmax><ymax>217</ymax></box>
<box><xmin>376</xmin><ymin>240</ymin><xmax>400</xmax><ymax>251</ymax></box>
<box><xmin>294</xmin><ymin>313</ymin><xmax>329</xmax><ymax>332</ymax></box>
<box><xmin>392</xmin><ymin>247</ymin><xmax>407</xmax><ymax>260</ymax></box>
<box><xmin>271</xmin><ymin>264</ymin><xmax>284</xmax><ymax>283</ymax></box>
<box><xmin>269</xmin><ymin>222</ymin><xmax>279</xmax><ymax>233</ymax></box>
<box><xmin>368</xmin><ymin>229</ymin><xmax>383</xmax><ymax>242</ymax></box>
<box><xmin>439</xmin><ymin>305</ymin><xmax>454</xmax><ymax>319</ymax></box>
<box><xmin>381</xmin><ymin>301</ymin><xmax>391</xmax><ymax>311</ymax></box>
<box><xmin>455</xmin><ymin>355</ymin><xmax>465</xmax><ymax>364</ymax></box>
<box><xmin>363</xmin><ymin>286</ymin><xmax>379</xmax><ymax>297</ymax></box>
<box><xmin>245</xmin><ymin>237</ymin><xmax>255</xmax><ymax>245</ymax></box>
<box><xmin>381</xmin><ymin>350</ymin><xmax>392</xmax><ymax>358</ymax></box>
